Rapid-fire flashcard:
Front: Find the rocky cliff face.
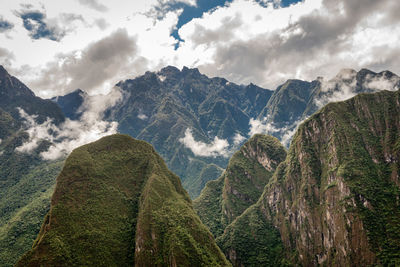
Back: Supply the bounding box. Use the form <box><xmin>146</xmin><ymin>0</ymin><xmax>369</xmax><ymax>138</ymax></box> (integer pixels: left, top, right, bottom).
<box><xmin>194</xmin><ymin>134</ymin><xmax>286</xmax><ymax>238</ymax></box>
<box><xmin>219</xmin><ymin>89</ymin><xmax>400</xmax><ymax>266</ymax></box>
<box><xmin>17</xmin><ymin>134</ymin><xmax>230</xmax><ymax>266</ymax></box>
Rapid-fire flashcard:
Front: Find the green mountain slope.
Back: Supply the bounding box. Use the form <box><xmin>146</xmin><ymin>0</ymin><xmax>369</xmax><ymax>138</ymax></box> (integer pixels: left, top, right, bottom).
<box><xmin>17</xmin><ymin>134</ymin><xmax>230</xmax><ymax>266</ymax></box>
<box><xmin>0</xmin><ymin>66</ymin><xmax>66</xmax><ymax>266</ymax></box>
<box><xmin>218</xmin><ymin>89</ymin><xmax>400</xmax><ymax>266</ymax></box>
<box><xmin>193</xmin><ymin>134</ymin><xmax>286</xmax><ymax>238</ymax></box>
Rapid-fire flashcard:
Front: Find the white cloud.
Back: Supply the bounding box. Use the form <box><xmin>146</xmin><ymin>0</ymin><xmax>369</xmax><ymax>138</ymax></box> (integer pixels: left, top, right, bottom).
<box><xmin>249</xmin><ymin>117</ymin><xmax>304</xmax><ymax>147</ymax></box>
<box><xmin>15</xmin><ymin>87</ymin><xmax>123</xmax><ymax>160</ymax></box>
<box><xmin>363</xmin><ymin>73</ymin><xmax>400</xmax><ymax>92</ymax></box>
<box><xmin>179</xmin><ymin>128</ymin><xmax>229</xmax><ymax>157</ymax></box>
<box><xmin>249</xmin><ymin>117</ymin><xmax>279</xmax><ymax>137</ymax></box>
<box><xmin>1</xmin><ymin>0</ymin><xmax>400</xmax><ymax>99</ymax></box>
<box><xmin>233</xmin><ymin>132</ymin><xmax>246</xmax><ymax>146</ymax></box>
<box><xmin>314</xmin><ymin>69</ymin><xmax>400</xmax><ymax>109</ymax></box>
<box><xmin>137</xmin><ymin>113</ymin><xmax>148</xmax><ymax>120</ymax></box>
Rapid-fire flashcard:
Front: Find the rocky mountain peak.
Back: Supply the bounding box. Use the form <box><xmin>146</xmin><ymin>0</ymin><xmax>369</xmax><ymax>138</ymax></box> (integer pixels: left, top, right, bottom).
<box><xmin>335</xmin><ymin>68</ymin><xmax>357</xmax><ymax>80</ymax></box>
<box><xmin>0</xmin><ymin>65</ymin><xmax>9</xmax><ymax>78</ymax></box>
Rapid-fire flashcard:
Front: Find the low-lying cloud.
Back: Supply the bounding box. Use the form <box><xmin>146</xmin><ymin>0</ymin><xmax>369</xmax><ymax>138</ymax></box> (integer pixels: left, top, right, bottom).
<box><xmin>315</xmin><ymin>69</ymin><xmax>400</xmax><ymax>109</ymax></box>
<box><xmin>179</xmin><ymin>128</ymin><xmax>230</xmax><ymax>158</ymax></box>
<box><xmin>15</xmin><ymin>87</ymin><xmax>123</xmax><ymax>160</ymax></box>
<box><xmin>249</xmin><ymin>117</ymin><xmax>303</xmax><ymax>147</ymax></box>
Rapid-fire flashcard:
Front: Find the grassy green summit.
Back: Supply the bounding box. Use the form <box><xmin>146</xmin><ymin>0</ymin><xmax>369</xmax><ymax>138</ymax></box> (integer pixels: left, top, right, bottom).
<box><xmin>17</xmin><ymin>134</ymin><xmax>230</xmax><ymax>266</ymax></box>
<box><xmin>194</xmin><ymin>134</ymin><xmax>286</xmax><ymax>238</ymax></box>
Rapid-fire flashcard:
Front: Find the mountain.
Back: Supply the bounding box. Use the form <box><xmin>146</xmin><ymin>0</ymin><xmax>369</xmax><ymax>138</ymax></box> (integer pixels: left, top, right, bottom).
<box><xmin>0</xmin><ymin>65</ymin><xmax>65</xmax><ymax>266</ymax></box>
<box><xmin>216</xmin><ymin>89</ymin><xmax>400</xmax><ymax>266</ymax></box>
<box><xmin>106</xmin><ymin>66</ymin><xmax>273</xmax><ymax>198</ymax></box>
<box><xmin>0</xmin><ymin>65</ymin><xmax>64</xmax><ymax>124</ymax></box>
<box><xmin>17</xmin><ymin>134</ymin><xmax>230</xmax><ymax>266</ymax></box>
<box><xmin>258</xmin><ymin>68</ymin><xmax>400</xmax><ymax>142</ymax></box>
<box><xmin>52</xmin><ymin>67</ymin><xmax>400</xmax><ymax>200</ymax></box>
<box><xmin>51</xmin><ymin>89</ymin><xmax>87</xmax><ymax>120</ymax></box>
<box><xmin>193</xmin><ymin>134</ymin><xmax>286</xmax><ymax>238</ymax></box>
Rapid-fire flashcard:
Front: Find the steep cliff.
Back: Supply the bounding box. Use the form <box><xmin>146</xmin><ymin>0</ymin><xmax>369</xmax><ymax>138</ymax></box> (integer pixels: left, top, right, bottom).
<box><xmin>17</xmin><ymin>134</ymin><xmax>230</xmax><ymax>266</ymax></box>
<box><xmin>219</xmin><ymin>89</ymin><xmax>400</xmax><ymax>266</ymax></box>
<box><xmin>194</xmin><ymin>134</ymin><xmax>286</xmax><ymax>238</ymax></box>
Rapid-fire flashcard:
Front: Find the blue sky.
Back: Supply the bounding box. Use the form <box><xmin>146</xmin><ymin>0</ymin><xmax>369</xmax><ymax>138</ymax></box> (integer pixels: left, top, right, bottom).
<box><xmin>169</xmin><ymin>0</ymin><xmax>302</xmax><ymax>47</ymax></box>
<box><xmin>0</xmin><ymin>0</ymin><xmax>399</xmax><ymax>99</ymax></box>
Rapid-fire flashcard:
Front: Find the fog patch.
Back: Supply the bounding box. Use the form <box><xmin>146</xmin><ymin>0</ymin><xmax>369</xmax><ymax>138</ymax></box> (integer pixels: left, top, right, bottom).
<box><xmin>15</xmin><ymin>87</ymin><xmax>123</xmax><ymax>160</ymax></box>
<box><xmin>179</xmin><ymin>128</ymin><xmax>229</xmax><ymax>158</ymax></box>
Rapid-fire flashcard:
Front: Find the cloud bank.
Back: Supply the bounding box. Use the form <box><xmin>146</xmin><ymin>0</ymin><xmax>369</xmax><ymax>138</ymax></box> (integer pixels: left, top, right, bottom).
<box><xmin>179</xmin><ymin>128</ymin><xmax>230</xmax><ymax>158</ymax></box>
<box><xmin>15</xmin><ymin>87</ymin><xmax>123</xmax><ymax>160</ymax></box>
<box><xmin>29</xmin><ymin>29</ymin><xmax>145</xmax><ymax>97</ymax></box>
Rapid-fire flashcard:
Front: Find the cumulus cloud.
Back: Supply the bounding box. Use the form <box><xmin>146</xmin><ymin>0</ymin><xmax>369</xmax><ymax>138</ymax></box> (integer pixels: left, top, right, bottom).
<box><xmin>314</xmin><ymin>69</ymin><xmax>400</xmax><ymax>109</ymax></box>
<box><xmin>249</xmin><ymin>116</ymin><xmax>303</xmax><ymax>147</ymax></box>
<box><xmin>363</xmin><ymin>72</ymin><xmax>400</xmax><ymax>92</ymax></box>
<box><xmin>175</xmin><ymin>0</ymin><xmax>400</xmax><ymax>89</ymax></box>
<box><xmin>29</xmin><ymin>29</ymin><xmax>146</xmax><ymax>97</ymax></box>
<box><xmin>179</xmin><ymin>128</ymin><xmax>230</xmax><ymax>157</ymax></box>
<box><xmin>233</xmin><ymin>132</ymin><xmax>246</xmax><ymax>146</ymax></box>
<box><xmin>15</xmin><ymin>87</ymin><xmax>123</xmax><ymax>160</ymax></box>
<box><xmin>249</xmin><ymin>117</ymin><xmax>279</xmax><ymax>137</ymax></box>
<box><xmin>76</xmin><ymin>0</ymin><xmax>109</xmax><ymax>12</ymax></box>
<box><xmin>14</xmin><ymin>4</ymin><xmax>85</xmax><ymax>42</ymax></box>
<box><xmin>314</xmin><ymin>69</ymin><xmax>359</xmax><ymax>108</ymax></box>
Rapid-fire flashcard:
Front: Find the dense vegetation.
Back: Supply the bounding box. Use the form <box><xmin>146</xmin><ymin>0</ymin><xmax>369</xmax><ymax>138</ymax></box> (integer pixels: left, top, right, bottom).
<box><xmin>194</xmin><ymin>134</ymin><xmax>286</xmax><ymax>238</ymax></box>
<box><xmin>215</xmin><ymin>89</ymin><xmax>400</xmax><ymax>266</ymax></box>
<box><xmin>17</xmin><ymin>134</ymin><xmax>230</xmax><ymax>266</ymax></box>
<box><xmin>0</xmin><ymin>66</ymin><xmax>66</xmax><ymax>266</ymax></box>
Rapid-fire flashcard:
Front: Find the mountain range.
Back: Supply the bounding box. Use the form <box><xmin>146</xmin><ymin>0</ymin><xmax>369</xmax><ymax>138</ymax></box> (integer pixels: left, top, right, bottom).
<box><xmin>0</xmin><ymin>64</ymin><xmax>399</xmax><ymax>266</ymax></box>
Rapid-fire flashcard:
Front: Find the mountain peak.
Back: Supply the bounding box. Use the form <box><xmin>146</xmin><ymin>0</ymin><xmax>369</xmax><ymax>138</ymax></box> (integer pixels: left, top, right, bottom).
<box><xmin>181</xmin><ymin>66</ymin><xmax>200</xmax><ymax>75</ymax></box>
<box><xmin>335</xmin><ymin>68</ymin><xmax>357</xmax><ymax>79</ymax></box>
<box><xmin>158</xmin><ymin>65</ymin><xmax>180</xmax><ymax>76</ymax></box>
<box><xmin>0</xmin><ymin>65</ymin><xmax>10</xmax><ymax>78</ymax></box>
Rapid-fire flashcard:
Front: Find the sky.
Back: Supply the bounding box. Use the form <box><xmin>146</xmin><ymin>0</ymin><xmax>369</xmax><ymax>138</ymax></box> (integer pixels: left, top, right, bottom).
<box><xmin>0</xmin><ymin>0</ymin><xmax>400</xmax><ymax>98</ymax></box>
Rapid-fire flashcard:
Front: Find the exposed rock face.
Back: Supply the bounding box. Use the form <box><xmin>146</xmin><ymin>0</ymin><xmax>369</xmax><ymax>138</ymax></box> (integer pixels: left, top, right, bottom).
<box><xmin>51</xmin><ymin>89</ymin><xmax>87</xmax><ymax>120</ymax></box>
<box><xmin>17</xmin><ymin>134</ymin><xmax>230</xmax><ymax>267</ymax></box>
<box><xmin>219</xmin><ymin>89</ymin><xmax>400</xmax><ymax>266</ymax></box>
<box><xmin>194</xmin><ymin>134</ymin><xmax>286</xmax><ymax>238</ymax></box>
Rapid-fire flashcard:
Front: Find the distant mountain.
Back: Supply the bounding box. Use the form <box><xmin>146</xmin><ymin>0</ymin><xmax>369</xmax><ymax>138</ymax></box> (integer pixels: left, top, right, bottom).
<box><xmin>51</xmin><ymin>89</ymin><xmax>87</xmax><ymax>120</ymax></box>
<box><xmin>214</xmin><ymin>89</ymin><xmax>400</xmax><ymax>266</ymax></box>
<box><xmin>106</xmin><ymin>66</ymin><xmax>273</xmax><ymax>198</ymax></box>
<box><xmin>258</xmin><ymin>68</ymin><xmax>400</xmax><ymax>142</ymax></box>
<box><xmin>51</xmin><ymin>67</ymin><xmax>400</xmax><ymax>199</ymax></box>
<box><xmin>193</xmin><ymin>134</ymin><xmax>286</xmax><ymax>238</ymax></box>
<box><xmin>0</xmin><ymin>66</ymin><xmax>64</xmax><ymax>124</ymax></box>
<box><xmin>17</xmin><ymin>134</ymin><xmax>230</xmax><ymax>266</ymax></box>
<box><xmin>0</xmin><ymin>65</ymin><xmax>65</xmax><ymax>266</ymax></box>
